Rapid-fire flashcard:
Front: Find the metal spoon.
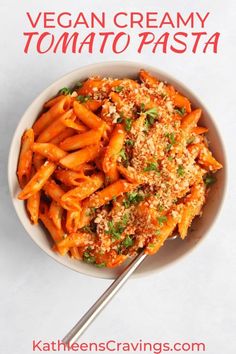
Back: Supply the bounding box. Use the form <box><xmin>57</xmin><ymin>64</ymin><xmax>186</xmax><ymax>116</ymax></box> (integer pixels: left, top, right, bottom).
<box><xmin>63</xmin><ymin>235</ymin><xmax>178</xmax><ymax>344</ymax></box>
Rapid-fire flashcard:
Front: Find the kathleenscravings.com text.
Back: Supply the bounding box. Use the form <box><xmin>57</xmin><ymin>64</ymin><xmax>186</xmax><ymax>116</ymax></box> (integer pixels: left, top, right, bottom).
<box><xmin>32</xmin><ymin>339</ymin><xmax>206</xmax><ymax>353</ymax></box>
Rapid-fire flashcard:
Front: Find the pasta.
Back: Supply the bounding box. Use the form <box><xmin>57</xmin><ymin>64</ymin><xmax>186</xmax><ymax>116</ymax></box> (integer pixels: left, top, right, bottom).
<box><xmin>16</xmin><ymin>70</ymin><xmax>223</xmax><ymax>268</ymax></box>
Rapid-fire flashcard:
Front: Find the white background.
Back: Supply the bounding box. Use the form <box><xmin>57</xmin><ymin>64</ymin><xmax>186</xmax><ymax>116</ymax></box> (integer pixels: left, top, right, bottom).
<box><xmin>0</xmin><ymin>1</ymin><xmax>236</xmax><ymax>353</ymax></box>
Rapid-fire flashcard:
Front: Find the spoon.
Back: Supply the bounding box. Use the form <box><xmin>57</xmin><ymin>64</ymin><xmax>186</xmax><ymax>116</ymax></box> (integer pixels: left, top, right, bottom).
<box><xmin>63</xmin><ymin>235</ymin><xmax>178</xmax><ymax>344</ymax></box>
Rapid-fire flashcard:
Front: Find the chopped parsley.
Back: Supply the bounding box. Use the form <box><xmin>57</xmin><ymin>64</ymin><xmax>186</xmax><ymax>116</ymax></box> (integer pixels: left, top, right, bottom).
<box><xmin>58</xmin><ymin>87</ymin><xmax>72</xmax><ymax>95</ymax></box>
<box><xmin>106</xmin><ymin>213</ymin><xmax>129</xmax><ymax>241</ymax></box>
<box><xmin>165</xmin><ymin>132</ymin><xmax>176</xmax><ymax>145</ymax></box>
<box><xmin>177</xmin><ymin>165</ymin><xmax>185</xmax><ymax>176</ymax></box>
<box><xmin>114</xmin><ymin>86</ymin><xmax>123</xmax><ymax>93</ymax></box>
<box><xmin>125</xmin><ymin>139</ymin><xmax>134</xmax><ymax>147</ymax></box>
<box><xmin>166</xmin><ymin>143</ymin><xmax>172</xmax><ymax>152</ymax></box>
<box><xmin>83</xmin><ymin>252</ymin><xmax>96</xmax><ymax>264</ymax></box>
<box><xmin>119</xmin><ymin>148</ymin><xmax>127</xmax><ymax>161</ymax></box>
<box><xmin>140</xmin><ymin>103</ymin><xmax>146</xmax><ymax>112</ymax></box>
<box><xmin>144</xmin><ymin>162</ymin><xmax>159</xmax><ymax>172</ymax></box>
<box><xmin>145</xmin><ymin>107</ymin><xmax>159</xmax><ymax>118</ymax></box>
<box><xmin>204</xmin><ymin>173</ymin><xmax>216</xmax><ymax>187</ymax></box>
<box><xmin>95</xmin><ymin>262</ymin><xmax>106</xmax><ymax>268</ymax></box>
<box><xmin>158</xmin><ymin>204</ymin><xmax>164</xmax><ymax>212</ymax></box>
<box><xmin>81</xmin><ymin>222</ymin><xmax>96</xmax><ymax>234</ymax></box>
<box><xmin>75</xmin><ymin>81</ymin><xmax>83</xmax><ymax>89</ymax></box>
<box><xmin>148</xmin><ymin>243</ymin><xmax>155</xmax><ymax>249</ymax></box>
<box><xmin>155</xmin><ymin>230</ymin><xmax>161</xmax><ymax>236</ymax></box>
<box><xmin>144</xmin><ymin>107</ymin><xmax>159</xmax><ymax>130</ymax></box>
<box><xmin>123</xmin><ymin>191</ymin><xmax>144</xmax><ymax>208</ymax></box>
<box><xmin>122</xmin><ymin>235</ymin><xmax>134</xmax><ymax>248</ymax></box>
<box><xmin>165</xmin><ymin>133</ymin><xmax>176</xmax><ymax>151</ymax></box>
<box><xmin>157</xmin><ymin>215</ymin><xmax>167</xmax><ymax>225</ymax></box>
<box><xmin>85</xmin><ymin>207</ymin><xmax>96</xmax><ymax>217</ymax></box>
<box><xmin>124</xmin><ymin>118</ymin><xmax>132</xmax><ymax>132</ymax></box>
<box><xmin>116</xmin><ymin>117</ymin><xmax>123</xmax><ymax>123</ymax></box>
<box><xmin>175</xmin><ymin>107</ymin><xmax>186</xmax><ymax>116</ymax></box>
<box><xmin>76</xmin><ymin>95</ymin><xmax>91</xmax><ymax>103</ymax></box>
<box><xmin>186</xmin><ymin>136</ymin><xmax>195</xmax><ymax>145</ymax></box>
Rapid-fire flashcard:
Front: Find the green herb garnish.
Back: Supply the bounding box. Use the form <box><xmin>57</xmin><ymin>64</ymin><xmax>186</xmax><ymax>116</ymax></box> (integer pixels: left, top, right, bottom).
<box><xmin>165</xmin><ymin>132</ymin><xmax>176</xmax><ymax>145</ymax></box>
<box><xmin>75</xmin><ymin>81</ymin><xmax>83</xmax><ymax>89</ymax></box>
<box><xmin>116</xmin><ymin>117</ymin><xmax>123</xmax><ymax>123</ymax></box>
<box><xmin>186</xmin><ymin>136</ymin><xmax>195</xmax><ymax>145</ymax></box>
<box><xmin>166</xmin><ymin>143</ymin><xmax>172</xmax><ymax>152</ymax></box>
<box><xmin>114</xmin><ymin>86</ymin><xmax>123</xmax><ymax>93</ymax></box>
<box><xmin>158</xmin><ymin>204</ymin><xmax>164</xmax><ymax>212</ymax></box>
<box><xmin>95</xmin><ymin>262</ymin><xmax>106</xmax><ymax>268</ymax></box>
<box><xmin>157</xmin><ymin>216</ymin><xmax>167</xmax><ymax>225</ymax></box>
<box><xmin>119</xmin><ymin>148</ymin><xmax>127</xmax><ymax>161</ymax></box>
<box><xmin>145</xmin><ymin>107</ymin><xmax>159</xmax><ymax>118</ymax></box>
<box><xmin>85</xmin><ymin>207</ymin><xmax>96</xmax><ymax>217</ymax></box>
<box><xmin>83</xmin><ymin>252</ymin><xmax>96</xmax><ymax>264</ymax></box>
<box><xmin>175</xmin><ymin>107</ymin><xmax>186</xmax><ymax>116</ymax></box>
<box><xmin>204</xmin><ymin>173</ymin><xmax>216</xmax><ymax>187</ymax></box>
<box><xmin>122</xmin><ymin>235</ymin><xmax>134</xmax><ymax>248</ymax></box>
<box><xmin>125</xmin><ymin>139</ymin><xmax>134</xmax><ymax>147</ymax></box>
<box><xmin>148</xmin><ymin>243</ymin><xmax>155</xmax><ymax>248</ymax></box>
<box><xmin>177</xmin><ymin>165</ymin><xmax>185</xmax><ymax>176</ymax></box>
<box><xmin>144</xmin><ymin>162</ymin><xmax>159</xmax><ymax>172</ymax></box>
<box><xmin>81</xmin><ymin>225</ymin><xmax>92</xmax><ymax>233</ymax></box>
<box><xmin>106</xmin><ymin>213</ymin><xmax>129</xmax><ymax>241</ymax></box>
<box><xmin>123</xmin><ymin>191</ymin><xmax>144</xmax><ymax>208</ymax></box>
<box><xmin>144</xmin><ymin>107</ymin><xmax>159</xmax><ymax>130</ymax></box>
<box><xmin>140</xmin><ymin>103</ymin><xmax>146</xmax><ymax>112</ymax></box>
<box><xmin>58</xmin><ymin>87</ymin><xmax>72</xmax><ymax>95</ymax></box>
<box><xmin>124</xmin><ymin>118</ymin><xmax>132</xmax><ymax>132</ymax></box>
<box><xmin>77</xmin><ymin>95</ymin><xmax>91</xmax><ymax>103</ymax></box>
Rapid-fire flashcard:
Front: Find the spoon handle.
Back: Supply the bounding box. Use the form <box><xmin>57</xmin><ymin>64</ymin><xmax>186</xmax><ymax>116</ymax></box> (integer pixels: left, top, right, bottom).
<box><xmin>63</xmin><ymin>251</ymin><xmax>146</xmax><ymax>344</ymax></box>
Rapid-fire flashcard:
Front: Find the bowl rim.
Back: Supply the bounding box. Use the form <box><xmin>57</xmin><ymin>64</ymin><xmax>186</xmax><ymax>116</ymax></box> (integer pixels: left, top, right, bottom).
<box><xmin>7</xmin><ymin>60</ymin><xmax>228</xmax><ymax>279</ymax></box>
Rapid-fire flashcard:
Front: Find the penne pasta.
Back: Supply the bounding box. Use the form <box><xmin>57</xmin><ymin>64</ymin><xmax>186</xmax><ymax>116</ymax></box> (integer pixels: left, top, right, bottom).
<box><xmin>146</xmin><ymin>212</ymin><xmax>179</xmax><ymax>255</ymax></box>
<box><xmin>33</xmin><ymin>96</ymin><xmax>71</xmax><ymax>136</ymax></box>
<box><xmin>73</xmin><ymin>101</ymin><xmax>104</xmax><ymax>129</ymax></box>
<box><xmin>54</xmin><ymin>169</ymin><xmax>88</xmax><ymax>186</ymax></box>
<box><xmin>36</xmin><ymin>109</ymin><xmax>74</xmax><ymax>143</ymax></box>
<box><xmin>59</xmin><ymin>144</ymin><xmax>100</xmax><ymax>170</ymax></box>
<box><xmin>49</xmin><ymin>128</ymin><xmax>75</xmax><ymax>145</ymax></box>
<box><xmin>26</xmin><ymin>190</ymin><xmax>40</xmax><ymax>224</ymax></box>
<box><xmin>85</xmin><ymin>179</ymin><xmax>136</xmax><ymax>209</ymax></box>
<box><xmin>181</xmin><ymin>108</ymin><xmax>202</xmax><ymax>131</ymax></box>
<box><xmin>44</xmin><ymin>95</ymin><xmax>65</xmax><ymax>109</ymax></box>
<box><xmin>39</xmin><ymin>204</ymin><xmax>64</xmax><ymax>242</ymax></box>
<box><xmin>139</xmin><ymin>69</ymin><xmax>159</xmax><ymax>87</ymax></box>
<box><xmin>102</xmin><ymin>124</ymin><xmax>125</xmax><ymax>180</ymax></box>
<box><xmin>17</xmin><ymin>129</ymin><xmax>34</xmax><ymax>188</ymax></box>
<box><xmin>43</xmin><ymin>179</ymin><xmax>65</xmax><ymax>204</ymax></box>
<box><xmin>33</xmin><ymin>152</ymin><xmax>45</xmax><ymax>170</ymax></box>
<box><xmin>178</xmin><ymin>183</ymin><xmax>205</xmax><ymax>239</ymax></box>
<box><xmin>32</xmin><ymin>143</ymin><xmax>67</xmax><ymax>162</ymax></box>
<box><xmin>18</xmin><ymin>161</ymin><xmax>56</xmax><ymax>200</ymax></box>
<box><xmin>49</xmin><ymin>200</ymin><xmax>63</xmax><ymax>230</ymax></box>
<box><xmin>56</xmin><ymin>232</ymin><xmax>92</xmax><ymax>256</ymax></box>
<box><xmin>60</xmin><ymin>129</ymin><xmax>102</xmax><ymax>151</ymax></box>
<box><xmin>66</xmin><ymin>210</ymin><xmax>82</xmax><ymax>233</ymax></box>
<box><xmin>62</xmin><ymin>172</ymin><xmax>104</xmax><ymax>203</ymax></box>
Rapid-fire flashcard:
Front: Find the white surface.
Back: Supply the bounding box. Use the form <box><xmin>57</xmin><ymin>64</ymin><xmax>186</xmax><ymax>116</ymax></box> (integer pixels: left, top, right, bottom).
<box><xmin>0</xmin><ymin>0</ymin><xmax>236</xmax><ymax>353</ymax></box>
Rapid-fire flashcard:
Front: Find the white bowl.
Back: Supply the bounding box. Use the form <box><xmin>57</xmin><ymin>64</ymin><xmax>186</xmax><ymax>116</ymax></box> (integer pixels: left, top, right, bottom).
<box><xmin>8</xmin><ymin>61</ymin><xmax>226</xmax><ymax>279</ymax></box>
